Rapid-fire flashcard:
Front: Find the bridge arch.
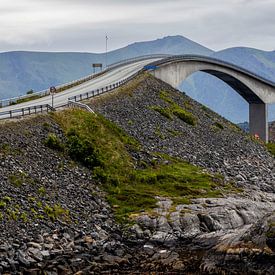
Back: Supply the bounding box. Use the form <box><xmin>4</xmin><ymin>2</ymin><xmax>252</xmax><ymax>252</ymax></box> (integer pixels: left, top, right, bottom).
<box><xmin>149</xmin><ymin>56</ymin><xmax>275</xmax><ymax>142</ymax></box>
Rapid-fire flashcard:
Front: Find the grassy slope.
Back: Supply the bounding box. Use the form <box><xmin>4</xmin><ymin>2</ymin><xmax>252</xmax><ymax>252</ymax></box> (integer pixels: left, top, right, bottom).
<box><xmin>51</xmin><ymin>109</ymin><xmax>236</xmax><ymax>223</ymax></box>
<box><xmin>266</xmin><ymin>142</ymin><xmax>275</xmax><ymax>157</ymax></box>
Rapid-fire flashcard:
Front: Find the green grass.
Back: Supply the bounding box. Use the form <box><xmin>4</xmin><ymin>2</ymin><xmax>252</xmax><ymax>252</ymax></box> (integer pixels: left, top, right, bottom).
<box><xmin>9</xmin><ymin>172</ymin><xmax>28</xmax><ymax>187</ymax></box>
<box><xmin>44</xmin><ymin>133</ymin><xmax>64</xmax><ymax>151</ymax></box>
<box><xmin>44</xmin><ymin>204</ymin><xmax>70</xmax><ymax>221</ymax></box>
<box><xmin>51</xmin><ymin>109</ymin><xmax>237</xmax><ymax>224</ymax></box>
<box><xmin>11</xmin><ymin>95</ymin><xmax>42</xmax><ymax>105</ymax></box>
<box><xmin>152</xmin><ymin>90</ymin><xmax>197</xmax><ymax>126</ymax></box>
<box><xmin>172</xmin><ymin>104</ymin><xmax>197</xmax><ymax>126</ymax></box>
<box><xmin>266</xmin><ymin>142</ymin><xmax>275</xmax><ymax>157</ymax></box>
<box><xmin>0</xmin><ymin>143</ymin><xmax>21</xmax><ymax>156</ymax></box>
<box><xmin>159</xmin><ymin>90</ymin><xmax>175</xmax><ymax>105</ymax></box>
<box><xmin>150</xmin><ymin>106</ymin><xmax>173</xmax><ymax>120</ymax></box>
<box><xmin>213</xmin><ymin>121</ymin><xmax>224</xmax><ymax>130</ymax></box>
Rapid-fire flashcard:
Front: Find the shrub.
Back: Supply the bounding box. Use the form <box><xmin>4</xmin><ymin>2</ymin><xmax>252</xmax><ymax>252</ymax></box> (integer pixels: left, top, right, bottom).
<box><xmin>26</xmin><ymin>90</ymin><xmax>34</xmax><ymax>95</ymax></box>
<box><xmin>3</xmin><ymin>196</ymin><xmax>12</xmax><ymax>202</ymax></box>
<box><xmin>38</xmin><ymin>186</ymin><xmax>46</xmax><ymax>196</ymax></box>
<box><xmin>172</xmin><ymin>108</ymin><xmax>197</xmax><ymax>126</ymax></box>
<box><xmin>150</xmin><ymin>106</ymin><xmax>173</xmax><ymax>120</ymax></box>
<box><xmin>0</xmin><ymin>201</ymin><xmax>6</xmax><ymax>209</ymax></box>
<box><xmin>44</xmin><ymin>204</ymin><xmax>69</xmax><ymax>221</ymax></box>
<box><xmin>44</xmin><ymin>133</ymin><xmax>64</xmax><ymax>151</ymax></box>
<box><xmin>66</xmin><ymin>129</ymin><xmax>103</xmax><ymax>168</ymax></box>
<box><xmin>9</xmin><ymin>173</ymin><xmax>25</xmax><ymax>187</ymax></box>
<box><xmin>159</xmin><ymin>90</ymin><xmax>174</xmax><ymax>104</ymax></box>
<box><xmin>266</xmin><ymin>142</ymin><xmax>275</xmax><ymax>157</ymax></box>
<box><xmin>213</xmin><ymin>122</ymin><xmax>224</xmax><ymax>130</ymax></box>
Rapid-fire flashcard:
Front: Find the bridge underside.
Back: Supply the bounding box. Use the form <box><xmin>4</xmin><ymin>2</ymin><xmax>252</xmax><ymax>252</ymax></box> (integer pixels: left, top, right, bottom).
<box><xmin>151</xmin><ymin>61</ymin><xmax>274</xmax><ymax>142</ymax></box>
<box><xmin>202</xmin><ymin>70</ymin><xmax>263</xmax><ymax>104</ymax></box>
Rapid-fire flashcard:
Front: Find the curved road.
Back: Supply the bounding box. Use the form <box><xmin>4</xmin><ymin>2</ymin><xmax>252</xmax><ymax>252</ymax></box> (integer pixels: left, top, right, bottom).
<box><xmin>0</xmin><ymin>58</ymin><xmax>160</xmax><ymax>113</ymax></box>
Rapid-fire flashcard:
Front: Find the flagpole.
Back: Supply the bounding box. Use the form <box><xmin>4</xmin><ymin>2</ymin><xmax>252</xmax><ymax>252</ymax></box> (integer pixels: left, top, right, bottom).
<box><xmin>105</xmin><ymin>35</ymin><xmax>108</xmax><ymax>68</ymax></box>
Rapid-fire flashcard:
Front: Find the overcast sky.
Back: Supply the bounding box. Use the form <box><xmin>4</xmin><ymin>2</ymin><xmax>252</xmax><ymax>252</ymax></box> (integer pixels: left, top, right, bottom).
<box><xmin>0</xmin><ymin>0</ymin><xmax>274</xmax><ymax>53</ymax></box>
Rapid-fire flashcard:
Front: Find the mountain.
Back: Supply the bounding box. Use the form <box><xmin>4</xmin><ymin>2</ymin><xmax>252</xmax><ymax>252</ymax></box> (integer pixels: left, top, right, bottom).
<box><xmin>109</xmin><ymin>35</ymin><xmax>213</xmax><ymax>58</ymax></box>
<box><xmin>1</xmin><ymin>37</ymin><xmax>274</xmax><ymax>122</ymax></box>
<box><xmin>0</xmin><ymin>36</ymin><xmax>213</xmax><ymax>99</ymax></box>
<box><xmin>180</xmin><ymin>47</ymin><xmax>275</xmax><ymax>122</ymax></box>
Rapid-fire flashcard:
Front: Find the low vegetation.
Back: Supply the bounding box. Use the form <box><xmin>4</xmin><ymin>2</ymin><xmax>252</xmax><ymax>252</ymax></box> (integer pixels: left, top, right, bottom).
<box><xmin>213</xmin><ymin>121</ymin><xmax>224</xmax><ymax>130</ymax></box>
<box><xmin>11</xmin><ymin>94</ymin><xmax>42</xmax><ymax>105</ymax></box>
<box><xmin>266</xmin><ymin>142</ymin><xmax>275</xmax><ymax>157</ymax></box>
<box><xmin>44</xmin><ymin>133</ymin><xmax>64</xmax><ymax>151</ymax></box>
<box><xmin>150</xmin><ymin>106</ymin><xmax>173</xmax><ymax>120</ymax></box>
<box><xmin>172</xmin><ymin>104</ymin><xmax>197</xmax><ymax>126</ymax></box>
<box><xmin>8</xmin><ymin>171</ymin><xmax>34</xmax><ymax>187</ymax></box>
<box><xmin>50</xmin><ymin>109</ymin><xmax>237</xmax><ymax>223</ymax></box>
<box><xmin>0</xmin><ymin>192</ymin><xmax>69</xmax><ymax>222</ymax></box>
<box><xmin>150</xmin><ymin>90</ymin><xmax>197</xmax><ymax>126</ymax></box>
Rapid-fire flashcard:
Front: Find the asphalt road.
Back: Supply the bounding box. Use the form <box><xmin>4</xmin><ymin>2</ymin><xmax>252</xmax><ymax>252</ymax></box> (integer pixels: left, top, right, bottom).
<box><xmin>0</xmin><ymin>59</ymin><xmax>159</xmax><ymax>114</ymax></box>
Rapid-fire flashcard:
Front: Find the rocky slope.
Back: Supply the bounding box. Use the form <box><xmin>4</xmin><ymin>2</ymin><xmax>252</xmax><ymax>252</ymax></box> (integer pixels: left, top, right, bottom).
<box><xmin>89</xmin><ymin>74</ymin><xmax>275</xmax><ymax>273</ymax></box>
<box><xmin>91</xmin><ymin>74</ymin><xmax>274</xmax><ymax>192</ymax></box>
<box><xmin>0</xmin><ymin>116</ymin><xmax>130</xmax><ymax>273</ymax></box>
<box><xmin>0</xmin><ymin>74</ymin><xmax>273</xmax><ymax>274</ymax></box>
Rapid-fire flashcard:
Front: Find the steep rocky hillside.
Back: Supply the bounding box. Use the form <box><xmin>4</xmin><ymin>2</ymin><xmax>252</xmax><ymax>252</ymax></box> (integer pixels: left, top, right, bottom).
<box><xmin>0</xmin><ymin>74</ymin><xmax>273</xmax><ymax>274</ymax></box>
<box><xmin>89</xmin><ymin>74</ymin><xmax>275</xmax><ymax>273</ymax></box>
<box><xmin>0</xmin><ymin>116</ymin><xmax>126</xmax><ymax>273</ymax></box>
<box><xmin>90</xmin><ymin>74</ymin><xmax>274</xmax><ymax>192</ymax></box>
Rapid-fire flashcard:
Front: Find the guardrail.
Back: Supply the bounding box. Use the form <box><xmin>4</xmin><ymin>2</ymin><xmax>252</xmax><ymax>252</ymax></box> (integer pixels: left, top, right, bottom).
<box><xmin>68</xmin><ymin>100</ymin><xmax>95</xmax><ymax>114</ymax></box>
<box><xmin>0</xmin><ymin>69</ymin><xmax>141</xmax><ymax>120</ymax></box>
<box><xmin>68</xmin><ymin>71</ymin><xmax>139</xmax><ymax>102</ymax></box>
<box><xmin>107</xmin><ymin>54</ymin><xmax>170</xmax><ymax>70</ymax></box>
<box><xmin>0</xmin><ymin>104</ymin><xmax>54</xmax><ymax>120</ymax></box>
<box><xmin>0</xmin><ymin>71</ymin><xmax>106</xmax><ymax>108</ymax></box>
<box><xmin>0</xmin><ymin>54</ymin><xmax>169</xmax><ymax>108</ymax></box>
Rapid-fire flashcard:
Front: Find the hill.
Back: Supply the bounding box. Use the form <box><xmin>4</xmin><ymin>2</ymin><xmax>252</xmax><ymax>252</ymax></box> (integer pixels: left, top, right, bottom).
<box><xmin>0</xmin><ymin>74</ymin><xmax>273</xmax><ymax>273</ymax></box>
<box><xmin>181</xmin><ymin>47</ymin><xmax>275</xmax><ymax>122</ymax></box>
<box><xmin>0</xmin><ymin>35</ymin><xmax>213</xmax><ymax>99</ymax></box>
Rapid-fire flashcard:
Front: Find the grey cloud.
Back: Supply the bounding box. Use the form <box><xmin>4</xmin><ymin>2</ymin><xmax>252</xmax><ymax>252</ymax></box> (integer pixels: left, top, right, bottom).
<box><xmin>0</xmin><ymin>0</ymin><xmax>275</xmax><ymax>52</ymax></box>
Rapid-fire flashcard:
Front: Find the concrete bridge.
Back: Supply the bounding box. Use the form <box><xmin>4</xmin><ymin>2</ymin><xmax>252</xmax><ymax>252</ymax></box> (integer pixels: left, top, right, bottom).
<box><xmin>149</xmin><ymin>55</ymin><xmax>275</xmax><ymax>142</ymax></box>
<box><xmin>1</xmin><ymin>54</ymin><xmax>274</xmax><ymax>142</ymax></box>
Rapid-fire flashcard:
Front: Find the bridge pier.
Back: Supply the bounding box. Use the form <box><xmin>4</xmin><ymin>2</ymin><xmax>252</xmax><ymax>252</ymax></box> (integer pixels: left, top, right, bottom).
<box><xmin>249</xmin><ymin>103</ymin><xmax>268</xmax><ymax>142</ymax></box>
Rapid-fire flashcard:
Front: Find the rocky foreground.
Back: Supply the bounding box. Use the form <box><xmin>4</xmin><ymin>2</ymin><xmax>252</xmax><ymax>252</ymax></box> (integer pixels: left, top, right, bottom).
<box><xmin>0</xmin><ymin>74</ymin><xmax>273</xmax><ymax>274</ymax></box>
<box><xmin>90</xmin><ymin>74</ymin><xmax>275</xmax><ymax>273</ymax></box>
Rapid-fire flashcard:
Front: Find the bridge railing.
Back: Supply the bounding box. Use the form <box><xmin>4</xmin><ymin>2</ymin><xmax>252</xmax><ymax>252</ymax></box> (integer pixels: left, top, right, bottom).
<box><xmin>0</xmin><ymin>104</ymin><xmax>54</xmax><ymax>120</ymax></box>
<box><xmin>107</xmin><ymin>54</ymin><xmax>170</xmax><ymax>70</ymax></box>
<box><xmin>0</xmin><ymin>54</ymin><xmax>168</xmax><ymax>108</ymax></box>
<box><xmin>0</xmin><ymin>70</ymin><xmax>140</xmax><ymax>120</ymax></box>
<box><xmin>68</xmin><ymin>71</ymin><xmax>140</xmax><ymax>103</ymax></box>
<box><xmin>148</xmin><ymin>54</ymin><xmax>275</xmax><ymax>87</ymax></box>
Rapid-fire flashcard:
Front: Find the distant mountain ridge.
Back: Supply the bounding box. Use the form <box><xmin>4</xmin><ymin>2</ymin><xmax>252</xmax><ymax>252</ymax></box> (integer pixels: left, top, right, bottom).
<box><xmin>0</xmin><ymin>35</ymin><xmax>274</xmax><ymax>122</ymax></box>
<box><xmin>0</xmin><ymin>35</ymin><xmax>213</xmax><ymax>99</ymax></box>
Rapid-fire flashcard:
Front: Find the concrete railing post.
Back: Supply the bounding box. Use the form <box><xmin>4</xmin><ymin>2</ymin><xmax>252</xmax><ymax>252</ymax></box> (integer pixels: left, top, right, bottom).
<box><xmin>249</xmin><ymin>103</ymin><xmax>268</xmax><ymax>142</ymax></box>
